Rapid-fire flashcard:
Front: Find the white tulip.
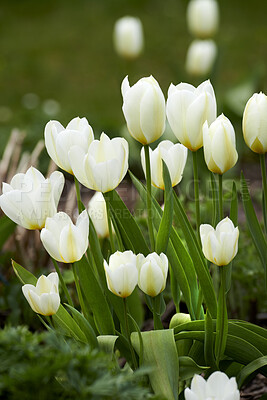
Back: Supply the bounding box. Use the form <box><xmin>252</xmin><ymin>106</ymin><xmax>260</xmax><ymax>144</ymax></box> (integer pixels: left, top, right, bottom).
<box><xmin>104</xmin><ymin>251</ymin><xmax>138</xmax><ymax>298</ymax></box>
<box><xmin>185</xmin><ymin>371</ymin><xmax>240</xmax><ymax>400</ymax></box>
<box><xmin>140</xmin><ymin>140</ymin><xmax>187</xmax><ymax>189</ymax></box>
<box><xmin>22</xmin><ymin>272</ymin><xmax>60</xmax><ymax>316</ymax></box>
<box><xmin>0</xmin><ymin>167</ymin><xmax>64</xmax><ymax>230</ymax></box>
<box><xmin>44</xmin><ymin>117</ymin><xmax>94</xmax><ymax>174</ymax></box>
<box><xmin>113</xmin><ymin>16</ymin><xmax>144</xmax><ymax>60</ymax></box>
<box><xmin>200</xmin><ymin>217</ymin><xmax>239</xmax><ymax>266</ymax></box>
<box><xmin>88</xmin><ymin>192</ymin><xmax>109</xmax><ymax>238</ymax></box>
<box><xmin>167</xmin><ymin>79</ymin><xmax>216</xmax><ymax>151</ymax></box>
<box><xmin>242</xmin><ymin>92</ymin><xmax>267</xmax><ymax>154</ymax></box>
<box><xmin>69</xmin><ymin>132</ymin><xmax>128</xmax><ymax>193</ymax></box>
<box><xmin>187</xmin><ymin>0</ymin><xmax>219</xmax><ymax>38</ymax></box>
<box><xmin>137</xmin><ymin>252</ymin><xmax>168</xmax><ymax>297</ymax></box>
<box><xmin>203</xmin><ymin>114</ymin><xmax>238</xmax><ymax>174</ymax></box>
<box><xmin>185</xmin><ymin>39</ymin><xmax>217</xmax><ymax>77</ymax></box>
<box><xmin>121</xmin><ymin>75</ymin><xmax>166</xmax><ymax>145</ymax></box>
<box><xmin>40</xmin><ymin>210</ymin><xmax>89</xmax><ymax>263</ymax></box>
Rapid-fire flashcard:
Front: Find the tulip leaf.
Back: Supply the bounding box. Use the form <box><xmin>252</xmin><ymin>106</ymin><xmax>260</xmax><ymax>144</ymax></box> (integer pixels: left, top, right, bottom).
<box><xmin>88</xmin><ymin>216</ymin><xmax>106</xmax><ymax>284</ymax></box>
<box><xmin>230</xmin><ymin>181</ymin><xmax>238</xmax><ymax>225</ymax></box>
<box><xmin>179</xmin><ymin>356</ymin><xmax>208</xmax><ymax>381</ymax></box>
<box><xmin>97</xmin><ymin>335</ymin><xmax>119</xmax><ymax>355</ymax></box>
<box><xmin>131</xmin><ymin>329</ymin><xmax>179</xmax><ymax>400</ymax></box>
<box><xmin>12</xmin><ymin>259</ymin><xmax>37</xmax><ymax>285</ymax></box>
<box><xmin>237</xmin><ymin>356</ymin><xmax>267</xmax><ymax>388</ymax></box>
<box><xmin>0</xmin><ymin>215</ymin><xmax>16</xmax><ymax>250</ymax></box>
<box><xmin>215</xmin><ymin>268</ymin><xmax>228</xmax><ymax>363</ymax></box>
<box><xmin>210</xmin><ymin>172</ymin><xmax>219</xmax><ymax>226</ymax></box>
<box><xmin>204</xmin><ymin>311</ymin><xmax>216</xmax><ymax>369</ymax></box>
<box><xmin>155</xmin><ymin>161</ymin><xmax>173</xmax><ymax>254</ymax></box>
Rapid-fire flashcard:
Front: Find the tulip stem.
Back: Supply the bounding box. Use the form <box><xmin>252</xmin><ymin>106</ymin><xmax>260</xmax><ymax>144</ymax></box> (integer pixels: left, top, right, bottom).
<box><xmin>105</xmin><ymin>198</ymin><xmax>115</xmax><ymax>254</ymax></box>
<box><xmin>152</xmin><ymin>295</ymin><xmax>163</xmax><ymax>330</ymax></box>
<box><xmin>52</xmin><ymin>258</ymin><xmax>74</xmax><ymax>307</ymax></box>
<box><xmin>123</xmin><ymin>298</ymin><xmax>138</xmax><ymax>370</ymax></box>
<box><xmin>72</xmin><ymin>263</ymin><xmax>87</xmax><ymax>318</ymax></box>
<box><xmin>215</xmin><ymin>266</ymin><xmax>228</xmax><ymax>364</ymax></box>
<box><xmin>192</xmin><ymin>150</ymin><xmax>201</xmax><ymax>242</ymax></box>
<box><xmin>259</xmin><ymin>154</ymin><xmax>267</xmax><ymax>232</ymax></box>
<box><xmin>74</xmin><ymin>176</ymin><xmax>84</xmax><ymax>213</ymax></box>
<box><xmin>218</xmin><ymin>174</ymin><xmax>223</xmax><ymax>220</ymax></box>
<box><xmin>144</xmin><ymin>145</ymin><xmax>155</xmax><ymax>251</ymax></box>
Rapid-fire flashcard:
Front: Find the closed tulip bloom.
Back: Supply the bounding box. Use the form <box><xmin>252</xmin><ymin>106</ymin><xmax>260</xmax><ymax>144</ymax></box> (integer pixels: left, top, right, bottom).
<box><xmin>200</xmin><ymin>217</ymin><xmax>239</xmax><ymax>266</ymax></box>
<box><xmin>242</xmin><ymin>92</ymin><xmax>267</xmax><ymax>154</ymax></box>
<box><xmin>137</xmin><ymin>252</ymin><xmax>168</xmax><ymax>297</ymax></box>
<box><xmin>69</xmin><ymin>133</ymin><xmax>128</xmax><ymax>193</ymax></box>
<box><xmin>185</xmin><ymin>371</ymin><xmax>240</xmax><ymax>400</ymax></box>
<box><xmin>104</xmin><ymin>251</ymin><xmax>138</xmax><ymax>298</ymax></box>
<box><xmin>88</xmin><ymin>192</ymin><xmax>109</xmax><ymax>238</ymax></box>
<box><xmin>203</xmin><ymin>114</ymin><xmax>238</xmax><ymax>174</ymax></box>
<box><xmin>0</xmin><ymin>167</ymin><xmax>64</xmax><ymax>230</ymax></box>
<box><xmin>45</xmin><ymin>117</ymin><xmax>94</xmax><ymax>174</ymax></box>
<box><xmin>167</xmin><ymin>79</ymin><xmax>216</xmax><ymax>151</ymax></box>
<box><xmin>22</xmin><ymin>272</ymin><xmax>60</xmax><ymax>316</ymax></box>
<box><xmin>113</xmin><ymin>16</ymin><xmax>144</xmax><ymax>60</ymax></box>
<box><xmin>185</xmin><ymin>39</ymin><xmax>217</xmax><ymax>77</ymax></box>
<box><xmin>187</xmin><ymin>0</ymin><xmax>219</xmax><ymax>38</ymax></box>
<box><xmin>40</xmin><ymin>210</ymin><xmax>89</xmax><ymax>263</ymax></box>
<box><xmin>140</xmin><ymin>140</ymin><xmax>188</xmax><ymax>189</ymax></box>
<box><xmin>121</xmin><ymin>75</ymin><xmax>166</xmax><ymax>145</ymax></box>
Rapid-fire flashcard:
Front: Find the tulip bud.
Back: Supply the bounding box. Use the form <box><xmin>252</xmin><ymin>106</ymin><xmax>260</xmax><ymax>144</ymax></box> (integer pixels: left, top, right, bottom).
<box><xmin>185</xmin><ymin>39</ymin><xmax>217</xmax><ymax>77</ymax></box>
<box><xmin>185</xmin><ymin>371</ymin><xmax>240</xmax><ymax>400</ymax></box>
<box><xmin>88</xmin><ymin>192</ymin><xmax>109</xmax><ymax>238</ymax></box>
<box><xmin>136</xmin><ymin>252</ymin><xmax>168</xmax><ymax>297</ymax></box>
<box><xmin>140</xmin><ymin>140</ymin><xmax>187</xmax><ymax>189</ymax></box>
<box><xmin>187</xmin><ymin>0</ymin><xmax>219</xmax><ymax>38</ymax></box>
<box><xmin>40</xmin><ymin>210</ymin><xmax>89</xmax><ymax>263</ymax></box>
<box><xmin>0</xmin><ymin>167</ymin><xmax>64</xmax><ymax>230</ymax></box>
<box><xmin>113</xmin><ymin>16</ymin><xmax>144</xmax><ymax>60</ymax></box>
<box><xmin>22</xmin><ymin>272</ymin><xmax>60</xmax><ymax>316</ymax></box>
<box><xmin>45</xmin><ymin>117</ymin><xmax>94</xmax><ymax>174</ymax></box>
<box><xmin>104</xmin><ymin>251</ymin><xmax>138</xmax><ymax>298</ymax></box>
<box><xmin>169</xmin><ymin>313</ymin><xmax>191</xmax><ymax>329</ymax></box>
<box><xmin>69</xmin><ymin>132</ymin><xmax>128</xmax><ymax>193</ymax></box>
<box><xmin>200</xmin><ymin>217</ymin><xmax>239</xmax><ymax>266</ymax></box>
<box><xmin>203</xmin><ymin>114</ymin><xmax>238</xmax><ymax>174</ymax></box>
<box><xmin>167</xmin><ymin>79</ymin><xmax>216</xmax><ymax>151</ymax></box>
<box><xmin>121</xmin><ymin>75</ymin><xmax>166</xmax><ymax>145</ymax></box>
<box><xmin>242</xmin><ymin>92</ymin><xmax>267</xmax><ymax>154</ymax></box>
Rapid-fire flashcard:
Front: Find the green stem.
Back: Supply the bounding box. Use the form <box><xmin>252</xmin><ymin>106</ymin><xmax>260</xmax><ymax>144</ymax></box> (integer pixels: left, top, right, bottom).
<box><xmin>52</xmin><ymin>258</ymin><xmax>73</xmax><ymax>307</ymax></box>
<box><xmin>74</xmin><ymin>176</ymin><xmax>83</xmax><ymax>214</ymax></box>
<box><xmin>105</xmin><ymin>198</ymin><xmax>115</xmax><ymax>254</ymax></box>
<box><xmin>215</xmin><ymin>267</ymin><xmax>228</xmax><ymax>365</ymax></box>
<box><xmin>123</xmin><ymin>298</ymin><xmax>138</xmax><ymax>370</ymax></box>
<box><xmin>144</xmin><ymin>145</ymin><xmax>155</xmax><ymax>251</ymax></box>
<box><xmin>260</xmin><ymin>154</ymin><xmax>267</xmax><ymax>228</ymax></box>
<box><xmin>192</xmin><ymin>151</ymin><xmax>201</xmax><ymax>242</ymax></box>
<box><xmin>72</xmin><ymin>263</ymin><xmax>87</xmax><ymax>318</ymax></box>
<box><xmin>152</xmin><ymin>295</ymin><xmax>163</xmax><ymax>330</ymax></box>
<box><xmin>218</xmin><ymin>174</ymin><xmax>223</xmax><ymax>220</ymax></box>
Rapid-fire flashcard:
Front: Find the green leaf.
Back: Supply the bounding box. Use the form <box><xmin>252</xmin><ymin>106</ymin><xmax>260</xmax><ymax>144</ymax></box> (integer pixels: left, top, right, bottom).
<box><xmin>215</xmin><ymin>269</ymin><xmax>228</xmax><ymax>363</ymax></box>
<box><xmin>12</xmin><ymin>259</ymin><xmax>37</xmax><ymax>285</ymax></box>
<box><xmin>179</xmin><ymin>356</ymin><xmax>208</xmax><ymax>381</ymax></box>
<box><xmin>88</xmin><ymin>216</ymin><xmax>106</xmax><ymax>284</ymax></box>
<box><xmin>210</xmin><ymin>172</ymin><xmax>219</xmax><ymax>226</ymax></box>
<box><xmin>237</xmin><ymin>356</ymin><xmax>267</xmax><ymax>388</ymax></box>
<box><xmin>97</xmin><ymin>335</ymin><xmax>118</xmax><ymax>355</ymax></box>
<box><xmin>230</xmin><ymin>181</ymin><xmax>238</xmax><ymax>225</ymax></box>
<box><xmin>155</xmin><ymin>161</ymin><xmax>173</xmax><ymax>254</ymax></box>
<box><xmin>131</xmin><ymin>329</ymin><xmax>179</xmax><ymax>400</ymax></box>
<box><xmin>205</xmin><ymin>311</ymin><xmax>216</xmax><ymax>368</ymax></box>
<box><xmin>0</xmin><ymin>216</ymin><xmax>16</xmax><ymax>250</ymax></box>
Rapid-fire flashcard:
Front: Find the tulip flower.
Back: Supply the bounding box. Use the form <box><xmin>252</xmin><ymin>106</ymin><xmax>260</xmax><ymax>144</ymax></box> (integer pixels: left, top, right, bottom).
<box><xmin>104</xmin><ymin>251</ymin><xmax>138</xmax><ymax>298</ymax></box>
<box><xmin>166</xmin><ymin>79</ymin><xmax>216</xmax><ymax>151</ymax></box>
<box><xmin>88</xmin><ymin>192</ymin><xmax>109</xmax><ymax>238</ymax></box>
<box><xmin>0</xmin><ymin>167</ymin><xmax>64</xmax><ymax>230</ymax></box>
<box><xmin>69</xmin><ymin>133</ymin><xmax>128</xmax><ymax>193</ymax></box>
<box><xmin>121</xmin><ymin>75</ymin><xmax>166</xmax><ymax>145</ymax></box>
<box><xmin>22</xmin><ymin>272</ymin><xmax>60</xmax><ymax>316</ymax></box>
<box><xmin>200</xmin><ymin>217</ymin><xmax>239</xmax><ymax>266</ymax></box>
<box><xmin>242</xmin><ymin>92</ymin><xmax>267</xmax><ymax>154</ymax></box>
<box><xmin>113</xmin><ymin>16</ymin><xmax>144</xmax><ymax>60</ymax></box>
<box><xmin>187</xmin><ymin>0</ymin><xmax>219</xmax><ymax>39</ymax></box>
<box><xmin>203</xmin><ymin>114</ymin><xmax>238</xmax><ymax>174</ymax></box>
<box><xmin>137</xmin><ymin>252</ymin><xmax>168</xmax><ymax>297</ymax></box>
<box><xmin>185</xmin><ymin>371</ymin><xmax>240</xmax><ymax>400</ymax></box>
<box><xmin>140</xmin><ymin>140</ymin><xmax>188</xmax><ymax>189</ymax></box>
<box><xmin>44</xmin><ymin>117</ymin><xmax>94</xmax><ymax>174</ymax></box>
<box><xmin>185</xmin><ymin>39</ymin><xmax>217</xmax><ymax>77</ymax></box>
<box><xmin>40</xmin><ymin>210</ymin><xmax>89</xmax><ymax>263</ymax></box>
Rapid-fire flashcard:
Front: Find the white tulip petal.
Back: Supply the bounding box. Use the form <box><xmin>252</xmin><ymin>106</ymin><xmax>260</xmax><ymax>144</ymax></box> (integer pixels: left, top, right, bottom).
<box><xmin>59</xmin><ymin>223</ymin><xmax>85</xmax><ymax>263</ymax></box>
<box><xmin>184</xmin><ymin>388</ymin><xmax>199</xmax><ymax>400</ymax></box>
<box><xmin>38</xmin><ymin>293</ymin><xmax>60</xmax><ymax>316</ymax></box>
<box><xmin>69</xmin><ymin>145</ymin><xmax>88</xmax><ymax>186</ymax></box>
<box><xmin>40</xmin><ymin>228</ymin><xmax>63</xmax><ymax>261</ymax></box>
<box><xmin>191</xmin><ymin>374</ymin><xmax>207</xmax><ymax>398</ymax></box>
<box><xmin>121</xmin><ymin>75</ymin><xmax>131</xmax><ymax>98</ymax></box>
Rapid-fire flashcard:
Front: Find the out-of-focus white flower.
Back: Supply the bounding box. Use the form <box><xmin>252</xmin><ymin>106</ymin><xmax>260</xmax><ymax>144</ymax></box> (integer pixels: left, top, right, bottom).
<box><xmin>22</xmin><ymin>93</ymin><xmax>40</xmax><ymax>110</ymax></box>
<box><xmin>88</xmin><ymin>192</ymin><xmax>109</xmax><ymax>238</ymax></box>
<box><xmin>0</xmin><ymin>167</ymin><xmax>64</xmax><ymax>230</ymax></box>
<box><xmin>185</xmin><ymin>371</ymin><xmax>240</xmax><ymax>400</ymax></box>
<box><xmin>113</xmin><ymin>16</ymin><xmax>144</xmax><ymax>59</ymax></box>
<box><xmin>137</xmin><ymin>252</ymin><xmax>168</xmax><ymax>297</ymax></box>
<box><xmin>45</xmin><ymin>117</ymin><xmax>94</xmax><ymax>174</ymax></box>
<box><xmin>185</xmin><ymin>39</ymin><xmax>217</xmax><ymax>77</ymax></box>
<box><xmin>187</xmin><ymin>0</ymin><xmax>219</xmax><ymax>38</ymax></box>
<box><xmin>167</xmin><ymin>79</ymin><xmax>216</xmax><ymax>151</ymax></box>
<box><xmin>40</xmin><ymin>210</ymin><xmax>89</xmax><ymax>263</ymax></box>
<box><xmin>104</xmin><ymin>251</ymin><xmax>138</xmax><ymax>298</ymax></box>
<box><xmin>121</xmin><ymin>75</ymin><xmax>166</xmax><ymax>145</ymax></box>
<box><xmin>22</xmin><ymin>272</ymin><xmax>60</xmax><ymax>316</ymax></box>
<box><xmin>203</xmin><ymin>114</ymin><xmax>238</xmax><ymax>174</ymax></box>
<box><xmin>200</xmin><ymin>217</ymin><xmax>239</xmax><ymax>266</ymax></box>
<box><xmin>42</xmin><ymin>99</ymin><xmax>61</xmax><ymax>117</ymax></box>
<box><xmin>140</xmin><ymin>140</ymin><xmax>187</xmax><ymax>189</ymax></box>
<box><xmin>242</xmin><ymin>92</ymin><xmax>267</xmax><ymax>154</ymax></box>
<box><xmin>69</xmin><ymin>132</ymin><xmax>128</xmax><ymax>193</ymax></box>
